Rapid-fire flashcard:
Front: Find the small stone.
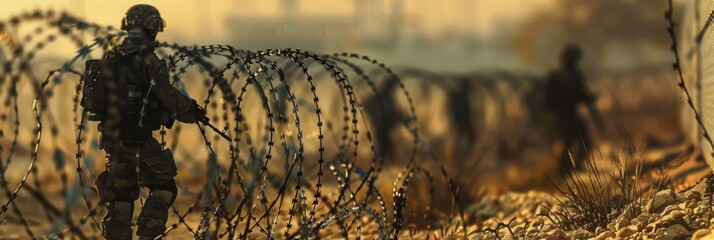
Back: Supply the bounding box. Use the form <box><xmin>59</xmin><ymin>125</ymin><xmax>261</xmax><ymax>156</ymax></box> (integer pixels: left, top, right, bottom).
<box><xmin>635</xmin><ymin>219</ymin><xmax>647</xmax><ymax>231</ymax></box>
<box><xmin>692</xmin><ymin>228</ymin><xmax>712</xmax><ymax>239</ymax></box>
<box><xmin>647</xmin><ymin>189</ymin><xmax>677</xmax><ymax>213</ymax></box>
<box><xmin>652</xmin><ymin>210</ymin><xmax>688</xmax><ymax>231</ymax></box>
<box><xmin>595</xmin><ymin>227</ymin><xmax>605</xmax><ymax>235</ymax></box>
<box><xmin>518</xmin><ymin>209</ymin><xmax>530</xmax><ymax>217</ymax></box>
<box><xmin>616</xmin><ymin>225</ymin><xmax>637</xmax><ymax>238</ymax></box>
<box><xmin>691</xmin><ymin>219</ymin><xmax>705</xmax><ymax>229</ymax></box>
<box><xmin>638</xmin><ymin>213</ymin><xmax>655</xmax><ymax>225</ymax></box>
<box><xmin>676</xmin><ymin>192</ymin><xmax>686</xmax><ymax>202</ymax></box>
<box><xmin>656</xmin><ymin>224</ymin><xmax>690</xmax><ymax>240</ymax></box>
<box><xmin>614</xmin><ymin>215</ymin><xmax>630</xmax><ymax>231</ymax></box>
<box><xmin>686</xmin><ymin>200</ymin><xmax>697</xmax><ymax>210</ymax></box>
<box><xmin>512</xmin><ymin>226</ymin><xmax>524</xmax><ymax>237</ymax></box>
<box><xmin>495</xmin><ymin>230</ymin><xmax>508</xmax><ymax>238</ymax></box>
<box><xmin>684</xmin><ymin>175</ymin><xmax>710</xmax><ymax>198</ymax></box>
<box><xmin>594</xmin><ymin>230</ymin><xmax>614</xmax><ymax>240</ymax></box>
<box><xmin>570</xmin><ymin>229</ymin><xmax>594</xmax><ymax>239</ymax></box>
<box><xmin>685</xmin><ymin>191</ymin><xmax>702</xmax><ymax>201</ymax></box>
<box><xmin>546</xmin><ymin>229</ymin><xmax>565</xmax><ymax>239</ymax></box>
<box><xmin>526</xmin><ymin>228</ymin><xmax>540</xmax><ymax>238</ymax></box>
<box><xmin>469</xmin><ymin>232</ymin><xmax>485</xmax><ymax>240</ymax></box>
<box><xmin>694</xmin><ymin>205</ymin><xmax>706</xmax><ymax>215</ymax></box>
<box><xmin>678</xmin><ymin>202</ymin><xmax>687</xmax><ymax>210</ymax></box>
<box><xmin>620</xmin><ymin>202</ymin><xmax>640</xmax><ymax>219</ymax></box>
<box><xmin>661</xmin><ymin>205</ymin><xmax>683</xmax><ymax>217</ymax></box>
<box><xmin>466</xmin><ymin>196</ymin><xmax>498</xmax><ymax>218</ymax></box>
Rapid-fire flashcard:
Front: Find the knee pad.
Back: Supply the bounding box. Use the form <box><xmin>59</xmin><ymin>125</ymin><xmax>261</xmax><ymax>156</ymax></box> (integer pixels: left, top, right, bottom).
<box><xmin>106</xmin><ymin>201</ymin><xmax>134</xmax><ymax>221</ymax></box>
<box><xmin>102</xmin><ymin>201</ymin><xmax>134</xmax><ymax>240</ymax></box>
<box><xmin>136</xmin><ymin>194</ymin><xmax>170</xmax><ymax>238</ymax></box>
<box><xmin>146</xmin><ymin>180</ymin><xmax>177</xmax><ymax>205</ymax></box>
<box><xmin>136</xmin><ymin>185</ymin><xmax>175</xmax><ymax>238</ymax></box>
<box><xmin>96</xmin><ymin>171</ymin><xmax>140</xmax><ymax>202</ymax></box>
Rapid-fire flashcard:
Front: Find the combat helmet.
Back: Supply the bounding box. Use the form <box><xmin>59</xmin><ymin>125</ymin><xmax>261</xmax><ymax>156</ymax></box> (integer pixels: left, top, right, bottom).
<box><xmin>121</xmin><ymin>4</ymin><xmax>165</xmax><ymax>32</ymax></box>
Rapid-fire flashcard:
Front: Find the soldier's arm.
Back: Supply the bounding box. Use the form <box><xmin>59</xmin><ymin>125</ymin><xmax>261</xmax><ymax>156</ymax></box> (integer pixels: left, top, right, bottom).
<box><xmin>146</xmin><ymin>53</ymin><xmax>199</xmax><ymax>123</ymax></box>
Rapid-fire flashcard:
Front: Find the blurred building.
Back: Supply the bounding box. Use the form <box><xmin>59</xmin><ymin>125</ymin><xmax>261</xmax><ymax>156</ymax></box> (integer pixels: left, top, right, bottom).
<box><xmin>2</xmin><ymin>0</ymin><xmax>671</xmax><ymax>73</ymax></box>
<box><xmin>224</xmin><ymin>0</ymin><xmax>541</xmax><ymax>72</ymax></box>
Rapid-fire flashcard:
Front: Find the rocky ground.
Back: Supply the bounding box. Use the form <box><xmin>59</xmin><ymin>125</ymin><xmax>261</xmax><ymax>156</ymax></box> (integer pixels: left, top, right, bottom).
<box><xmin>458</xmin><ymin>175</ymin><xmax>714</xmax><ymax>240</ymax></box>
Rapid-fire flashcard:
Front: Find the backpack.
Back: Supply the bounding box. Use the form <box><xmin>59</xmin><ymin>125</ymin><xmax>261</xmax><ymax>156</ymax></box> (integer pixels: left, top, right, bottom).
<box><xmin>81</xmin><ymin>53</ymin><xmax>163</xmax><ymax>145</ymax></box>
<box><xmin>81</xmin><ymin>58</ymin><xmax>110</xmax><ymax>121</ymax></box>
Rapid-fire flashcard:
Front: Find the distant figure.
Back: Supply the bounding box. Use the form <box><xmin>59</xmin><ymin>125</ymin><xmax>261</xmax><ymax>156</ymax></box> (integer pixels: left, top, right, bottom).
<box><xmin>545</xmin><ymin>45</ymin><xmax>597</xmax><ymax>173</ymax></box>
<box><xmin>447</xmin><ymin>77</ymin><xmax>477</xmax><ymax>156</ymax></box>
<box><xmin>364</xmin><ymin>78</ymin><xmax>406</xmax><ymax>157</ymax></box>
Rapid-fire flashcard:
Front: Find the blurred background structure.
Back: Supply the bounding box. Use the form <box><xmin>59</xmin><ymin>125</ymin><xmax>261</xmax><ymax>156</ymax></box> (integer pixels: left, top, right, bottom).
<box><xmin>1</xmin><ymin>0</ymin><xmax>674</xmax><ymax>73</ymax></box>
<box><xmin>0</xmin><ymin>0</ymin><xmax>714</xmax><ymax>238</ymax></box>
<box><xmin>0</xmin><ymin>0</ymin><xmax>697</xmax><ymax>193</ymax></box>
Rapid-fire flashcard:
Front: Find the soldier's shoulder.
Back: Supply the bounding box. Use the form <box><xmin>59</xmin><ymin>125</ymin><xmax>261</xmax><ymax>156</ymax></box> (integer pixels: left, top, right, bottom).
<box><xmin>142</xmin><ymin>52</ymin><xmax>163</xmax><ymax>67</ymax></box>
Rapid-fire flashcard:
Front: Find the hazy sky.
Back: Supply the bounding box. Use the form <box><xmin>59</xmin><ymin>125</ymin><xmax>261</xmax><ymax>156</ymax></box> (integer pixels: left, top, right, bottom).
<box><xmin>1</xmin><ymin>0</ymin><xmax>554</xmax><ymax>42</ymax></box>
<box><xmin>1</xmin><ymin>0</ymin><xmax>564</xmax><ymax>72</ymax></box>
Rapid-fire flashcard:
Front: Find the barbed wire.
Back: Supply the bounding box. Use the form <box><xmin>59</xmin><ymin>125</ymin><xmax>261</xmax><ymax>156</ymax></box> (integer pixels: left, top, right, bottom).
<box><xmin>665</xmin><ymin>0</ymin><xmax>714</xmax><ymax>160</ymax></box>
<box><xmin>0</xmin><ymin>10</ymin><xmax>476</xmax><ymax>239</ymax></box>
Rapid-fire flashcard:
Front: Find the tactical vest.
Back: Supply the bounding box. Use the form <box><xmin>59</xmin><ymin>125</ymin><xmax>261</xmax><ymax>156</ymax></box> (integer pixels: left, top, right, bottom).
<box><xmin>81</xmin><ymin>53</ymin><xmax>163</xmax><ymax>146</ymax></box>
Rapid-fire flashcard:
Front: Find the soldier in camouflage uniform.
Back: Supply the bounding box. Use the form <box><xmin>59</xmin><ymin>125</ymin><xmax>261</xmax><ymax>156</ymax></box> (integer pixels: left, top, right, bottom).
<box><xmin>92</xmin><ymin>4</ymin><xmax>206</xmax><ymax>240</ymax></box>
<box><xmin>544</xmin><ymin>45</ymin><xmax>596</xmax><ymax>173</ymax></box>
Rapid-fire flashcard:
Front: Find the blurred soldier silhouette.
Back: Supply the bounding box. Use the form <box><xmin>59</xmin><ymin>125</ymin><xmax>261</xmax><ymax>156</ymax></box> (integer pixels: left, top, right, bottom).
<box><xmin>364</xmin><ymin>78</ymin><xmax>406</xmax><ymax>157</ymax></box>
<box><xmin>447</xmin><ymin>77</ymin><xmax>477</xmax><ymax>157</ymax></box>
<box><xmin>545</xmin><ymin>45</ymin><xmax>598</xmax><ymax>173</ymax></box>
<box><xmin>84</xmin><ymin>5</ymin><xmax>206</xmax><ymax>240</ymax></box>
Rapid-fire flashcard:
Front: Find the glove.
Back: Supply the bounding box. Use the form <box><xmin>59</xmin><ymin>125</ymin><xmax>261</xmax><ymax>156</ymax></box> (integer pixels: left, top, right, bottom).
<box><xmin>193</xmin><ymin>101</ymin><xmax>208</xmax><ymax>124</ymax></box>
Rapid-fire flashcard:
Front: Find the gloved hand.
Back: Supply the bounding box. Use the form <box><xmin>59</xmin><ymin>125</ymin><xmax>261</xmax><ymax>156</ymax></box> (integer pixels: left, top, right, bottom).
<box><xmin>193</xmin><ymin>101</ymin><xmax>208</xmax><ymax>124</ymax></box>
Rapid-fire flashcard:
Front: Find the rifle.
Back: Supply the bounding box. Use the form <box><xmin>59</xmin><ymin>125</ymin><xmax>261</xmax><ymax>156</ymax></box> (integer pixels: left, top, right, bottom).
<box><xmin>195</xmin><ymin>104</ymin><xmax>232</xmax><ymax>142</ymax></box>
<box><xmin>585</xmin><ymin>93</ymin><xmax>605</xmax><ymax>134</ymax></box>
<box><xmin>198</xmin><ymin>118</ymin><xmax>232</xmax><ymax>142</ymax></box>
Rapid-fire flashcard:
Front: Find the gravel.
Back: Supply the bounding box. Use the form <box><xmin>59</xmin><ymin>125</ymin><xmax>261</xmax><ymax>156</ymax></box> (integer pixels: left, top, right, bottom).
<box><xmin>464</xmin><ymin>175</ymin><xmax>714</xmax><ymax>240</ymax></box>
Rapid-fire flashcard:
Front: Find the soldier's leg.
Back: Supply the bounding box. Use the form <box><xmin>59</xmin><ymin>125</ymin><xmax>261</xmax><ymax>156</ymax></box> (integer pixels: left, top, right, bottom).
<box><xmin>137</xmin><ymin>180</ymin><xmax>177</xmax><ymax>239</ymax></box>
<box><xmin>377</xmin><ymin>122</ymin><xmax>395</xmax><ymax>157</ymax></box>
<box><xmin>96</xmin><ymin>141</ymin><xmax>140</xmax><ymax>240</ymax></box>
<box><xmin>136</xmin><ymin>139</ymin><xmax>178</xmax><ymax>238</ymax></box>
<box><xmin>573</xmin><ymin>120</ymin><xmax>592</xmax><ymax>171</ymax></box>
<box><xmin>558</xmin><ymin>141</ymin><xmax>573</xmax><ymax>174</ymax></box>
<box><xmin>558</xmin><ymin>117</ymin><xmax>579</xmax><ymax>173</ymax></box>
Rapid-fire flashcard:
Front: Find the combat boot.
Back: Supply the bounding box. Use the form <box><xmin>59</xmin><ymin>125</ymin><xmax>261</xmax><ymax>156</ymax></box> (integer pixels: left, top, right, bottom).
<box><xmin>136</xmin><ymin>189</ymin><xmax>174</xmax><ymax>239</ymax></box>
<box><xmin>103</xmin><ymin>201</ymin><xmax>134</xmax><ymax>240</ymax></box>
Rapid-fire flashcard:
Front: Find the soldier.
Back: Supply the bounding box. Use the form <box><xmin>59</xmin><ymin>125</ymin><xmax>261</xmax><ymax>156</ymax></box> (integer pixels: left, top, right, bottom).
<box><xmin>544</xmin><ymin>45</ymin><xmax>597</xmax><ymax>173</ymax></box>
<box><xmin>363</xmin><ymin>78</ymin><xmax>405</xmax><ymax>157</ymax></box>
<box><xmin>90</xmin><ymin>5</ymin><xmax>206</xmax><ymax>240</ymax></box>
<box><xmin>447</xmin><ymin>77</ymin><xmax>477</xmax><ymax>157</ymax></box>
